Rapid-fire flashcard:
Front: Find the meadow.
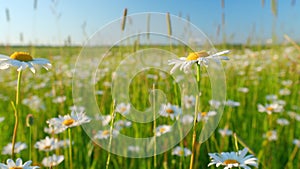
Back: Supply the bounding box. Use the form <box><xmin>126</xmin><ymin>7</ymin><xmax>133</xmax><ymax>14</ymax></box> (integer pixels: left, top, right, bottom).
<box><xmin>0</xmin><ymin>40</ymin><xmax>299</xmax><ymax>169</ymax></box>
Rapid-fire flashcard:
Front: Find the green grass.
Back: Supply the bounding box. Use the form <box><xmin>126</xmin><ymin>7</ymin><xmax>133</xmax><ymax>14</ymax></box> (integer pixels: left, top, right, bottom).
<box><xmin>0</xmin><ymin>44</ymin><xmax>299</xmax><ymax>169</ymax></box>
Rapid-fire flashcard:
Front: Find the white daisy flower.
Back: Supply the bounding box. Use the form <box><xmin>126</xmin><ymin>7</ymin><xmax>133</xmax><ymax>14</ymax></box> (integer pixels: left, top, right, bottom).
<box><xmin>281</xmin><ymin>80</ymin><xmax>293</xmax><ymax>87</ymax></box>
<box><xmin>159</xmin><ymin>103</ymin><xmax>182</xmax><ymax>120</ymax></box>
<box><xmin>95</xmin><ymin>114</ymin><xmax>112</xmax><ymax>126</ymax></box>
<box><xmin>155</xmin><ymin>125</ymin><xmax>172</xmax><ymax>136</ymax></box>
<box><xmin>258</xmin><ymin>103</ymin><xmax>284</xmax><ymax>115</ymax></box>
<box><xmin>52</xmin><ymin>96</ymin><xmax>67</xmax><ymax>104</ymax></box>
<box><xmin>34</xmin><ymin>136</ymin><xmax>58</xmax><ymax>152</ymax></box>
<box><xmin>238</xmin><ymin>87</ymin><xmax>249</xmax><ymax>93</ymax></box>
<box><xmin>279</xmin><ymin>88</ymin><xmax>291</xmax><ymax>96</ymax></box>
<box><xmin>115</xmin><ymin>103</ymin><xmax>130</xmax><ymax>115</ymax></box>
<box><xmin>224</xmin><ymin>100</ymin><xmax>240</xmax><ymax>107</ymax></box>
<box><xmin>47</xmin><ymin>110</ymin><xmax>91</xmax><ymax>130</ymax></box>
<box><xmin>263</xmin><ymin>130</ymin><xmax>277</xmax><ymax>141</ymax></box>
<box><xmin>114</xmin><ymin>120</ymin><xmax>132</xmax><ymax>130</ymax></box>
<box><xmin>0</xmin><ymin>117</ymin><xmax>4</xmax><ymax>123</ymax></box>
<box><xmin>42</xmin><ymin>154</ymin><xmax>64</xmax><ymax>167</ymax></box>
<box><xmin>287</xmin><ymin>111</ymin><xmax>300</xmax><ymax>121</ymax></box>
<box><xmin>208</xmin><ymin>148</ymin><xmax>258</xmax><ymax>169</ymax></box>
<box><xmin>128</xmin><ymin>146</ymin><xmax>140</xmax><ymax>152</ymax></box>
<box><xmin>44</xmin><ymin>125</ymin><xmax>66</xmax><ymax>135</ymax></box>
<box><xmin>168</xmin><ymin>50</ymin><xmax>230</xmax><ymax>73</ymax></box>
<box><xmin>265</xmin><ymin>94</ymin><xmax>278</xmax><ymax>101</ymax></box>
<box><xmin>0</xmin><ymin>52</ymin><xmax>51</xmax><ymax>73</ymax></box>
<box><xmin>293</xmin><ymin>139</ymin><xmax>300</xmax><ymax>148</ymax></box>
<box><xmin>180</xmin><ymin>114</ymin><xmax>194</xmax><ymax>125</ymax></box>
<box><xmin>218</xmin><ymin>128</ymin><xmax>233</xmax><ymax>137</ymax></box>
<box><xmin>276</xmin><ymin>118</ymin><xmax>290</xmax><ymax>126</ymax></box>
<box><xmin>172</xmin><ymin>146</ymin><xmax>192</xmax><ymax>157</ymax></box>
<box><xmin>209</xmin><ymin>100</ymin><xmax>222</xmax><ymax>109</ymax></box>
<box><xmin>183</xmin><ymin>95</ymin><xmax>195</xmax><ymax>109</ymax></box>
<box><xmin>197</xmin><ymin>111</ymin><xmax>217</xmax><ymax>122</ymax></box>
<box><xmin>0</xmin><ymin>158</ymin><xmax>40</xmax><ymax>169</ymax></box>
<box><xmin>2</xmin><ymin>142</ymin><xmax>27</xmax><ymax>155</ymax></box>
<box><xmin>94</xmin><ymin>129</ymin><xmax>119</xmax><ymax>140</ymax></box>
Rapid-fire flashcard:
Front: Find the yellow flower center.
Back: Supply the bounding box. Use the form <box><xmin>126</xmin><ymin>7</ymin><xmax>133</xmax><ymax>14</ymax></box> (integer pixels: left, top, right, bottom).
<box><xmin>223</xmin><ymin>159</ymin><xmax>239</xmax><ymax>165</ymax></box>
<box><xmin>10</xmin><ymin>52</ymin><xmax>33</xmax><ymax>62</ymax></box>
<box><xmin>9</xmin><ymin>167</ymin><xmax>23</xmax><ymax>169</ymax></box>
<box><xmin>166</xmin><ymin>108</ymin><xmax>174</xmax><ymax>114</ymax></box>
<box><xmin>266</xmin><ymin>131</ymin><xmax>273</xmax><ymax>137</ymax></box>
<box><xmin>178</xmin><ymin>150</ymin><xmax>184</xmax><ymax>156</ymax></box>
<box><xmin>63</xmin><ymin>119</ymin><xmax>75</xmax><ymax>126</ymax></box>
<box><xmin>266</xmin><ymin>106</ymin><xmax>274</xmax><ymax>111</ymax></box>
<box><xmin>120</xmin><ymin>107</ymin><xmax>127</xmax><ymax>113</ymax></box>
<box><xmin>43</xmin><ymin>145</ymin><xmax>52</xmax><ymax>150</ymax></box>
<box><xmin>201</xmin><ymin>112</ymin><xmax>207</xmax><ymax>117</ymax></box>
<box><xmin>159</xmin><ymin>127</ymin><xmax>166</xmax><ymax>133</ymax></box>
<box><xmin>186</xmin><ymin>50</ymin><xmax>209</xmax><ymax>61</ymax></box>
<box><xmin>102</xmin><ymin>130</ymin><xmax>110</xmax><ymax>136</ymax></box>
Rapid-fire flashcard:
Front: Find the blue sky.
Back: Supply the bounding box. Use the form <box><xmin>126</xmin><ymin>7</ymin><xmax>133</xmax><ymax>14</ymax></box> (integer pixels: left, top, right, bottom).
<box><xmin>0</xmin><ymin>0</ymin><xmax>299</xmax><ymax>45</ymax></box>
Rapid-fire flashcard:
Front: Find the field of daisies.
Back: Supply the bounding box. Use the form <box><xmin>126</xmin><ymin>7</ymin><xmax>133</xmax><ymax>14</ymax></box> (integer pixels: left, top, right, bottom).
<box><xmin>0</xmin><ymin>43</ymin><xmax>299</xmax><ymax>169</ymax></box>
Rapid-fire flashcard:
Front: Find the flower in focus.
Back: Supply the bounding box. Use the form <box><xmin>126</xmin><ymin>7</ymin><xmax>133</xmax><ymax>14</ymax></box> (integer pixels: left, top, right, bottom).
<box><xmin>0</xmin><ymin>158</ymin><xmax>39</xmax><ymax>169</ymax></box>
<box><xmin>2</xmin><ymin>142</ymin><xmax>27</xmax><ymax>155</ymax></box>
<box><xmin>34</xmin><ymin>136</ymin><xmax>58</xmax><ymax>152</ymax></box>
<box><xmin>208</xmin><ymin>148</ymin><xmax>258</xmax><ymax>169</ymax></box>
<box><xmin>42</xmin><ymin>154</ymin><xmax>64</xmax><ymax>167</ymax></box>
<box><xmin>0</xmin><ymin>52</ymin><xmax>51</xmax><ymax>73</ymax></box>
<box><xmin>155</xmin><ymin>125</ymin><xmax>172</xmax><ymax>136</ymax></box>
<box><xmin>172</xmin><ymin>146</ymin><xmax>192</xmax><ymax>156</ymax></box>
<box><xmin>159</xmin><ymin>103</ymin><xmax>181</xmax><ymax>120</ymax></box>
<box><xmin>47</xmin><ymin>110</ymin><xmax>91</xmax><ymax>130</ymax></box>
<box><xmin>168</xmin><ymin>50</ymin><xmax>230</xmax><ymax>73</ymax></box>
<box><xmin>115</xmin><ymin>103</ymin><xmax>131</xmax><ymax>115</ymax></box>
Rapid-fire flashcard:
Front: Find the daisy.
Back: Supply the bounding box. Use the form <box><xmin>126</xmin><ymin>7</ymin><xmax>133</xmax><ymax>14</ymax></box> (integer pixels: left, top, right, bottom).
<box><xmin>47</xmin><ymin>110</ymin><xmax>91</xmax><ymax>130</ymax></box>
<box><xmin>0</xmin><ymin>158</ymin><xmax>40</xmax><ymax>169</ymax></box>
<box><xmin>279</xmin><ymin>88</ymin><xmax>291</xmax><ymax>96</ymax></box>
<box><xmin>258</xmin><ymin>103</ymin><xmax>283</xmax><ymax>115</ymax></box>
<box><xmin>44</xmin><ymin>125</ymin><xmax>66</xmax><ymax>135</ymax></box>
<box><xmin>115</xmin><ymin>103</ymin><xmax>130</xmax><ymax>115</ymax></box>
<box><xmin>159</xmin><ymin>103</ymin><xmax>181</xmax><ymax>120</ymax></box>
<box><xmin>276</xmin><ymin>118</ymin><xmax>290</xmax><ymax>126</ymax></box>
<box><xmin>183</xmin><ymin>95</ymin><xmax>195</xmax><ymax>109</ymax></box>
<box><xmin>168</xmin><ymin>50</ymin><xmax>230</xmax><ymax>73</ymax></box>
<box><xmin>180</xmin><ymin>114</ymin><xmax>194</xmax><ymax>125</ymax></box>
<box><xmin>197</xmin><ymin>111</ymin><xmax>217</xmax><ymax>122</ymax></box>
<box><xmin>218</xmin><ymin>128</ymin><xmax>233</xmax><ymax>137</ymax></box>
<box><xmin>95</xmin><ymin>114</ymin><xmax>112</xmax><ymax>126</ymax></box>
<box><xmin>224</xmin><ymin>100</ymin><xmax>240</xmax><ymax>107</ymax></box>
<box><xmin>128</xmin><ymin>146</ymin><xmax>140</xmax><ymax>152</ymax></box>
<box><xmin>238</xmin><ymin>87</ymin><xmax>249</xmax><ymax>93</ymax></box>
<box><xmin>2</xmin><ymin>142</ymin><xmax>27</xmax><ymax>155</ymax></box>
<box><xmin>34</xmin><ymin>136</ymin><xmax>58</xmax><ymax>152</ymax></box>
<box><xmin>209</xmin><ymin>100</ymin><xmax>222</xmax><ymax>109</ymax></box>
<box><xmin>94</xmin><ymin>129</ymin><xmax>119</xmax><ymax>140</ymax></box>
<box><xmin>114</xmin><ymin>120</ymin><xmax>132</xmax><ymax>130</ymax></box>
<box><xmin>42</xmin><ymin>154</ymin><xmax>64</xmax><ymax>167</ymax></box>
<box><xmin>263</xmin><ymin>130</ymin><xmax>277</xmax><ymax>141</ymax></box>
<box><xmin>208</xmin><ymin>148</ymin><xmax>258</xmax><ymax>169</ymax></box>
<box><xmin>0</xmin><ymin>117</ymin><xmax>4</xmax><ymax>123</ymax></box>
<box><xmin>155</xmin><ymin>125</ymin><xmax>172</xmax><ymax>136</ymax></box>
<box><xmin>172</xmin><ymin>146</ymin><xmax>192</xmax><ymax>156</ymax></box>
<box><xmin>0</xmin><ymin>52</ymin><xmax>51</xmax><ymax>73</ymax></box>
<box><xmin>293</xmin><ymin>139</ymin><xmax>300</xmax><ymax>148</ymax></box>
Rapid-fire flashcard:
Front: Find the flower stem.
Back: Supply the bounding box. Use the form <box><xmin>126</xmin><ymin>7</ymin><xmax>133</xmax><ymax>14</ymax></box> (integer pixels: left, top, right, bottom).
<box><xmin>106</xmin><ymin>100</ymin><xmax>116</xmax><ymax>169</ymax></box>
<box><xmin>68</xmin><ymin>128</ymin><xmax>73</xmax><ymax>169</ymax></box>
<box><xmin>152</xmin><ymin>84</ymin><xmax>157</xmax><ymax>169</ymax></box>
<box><xmin>11</xmin><ymin>70</ymin><xmax>22</xmax><ymax>159</ymax></box>
<box><xmin>189</xmin><ymin>64</ymin><xmax>201</xmax><ymax>169</ymax></box>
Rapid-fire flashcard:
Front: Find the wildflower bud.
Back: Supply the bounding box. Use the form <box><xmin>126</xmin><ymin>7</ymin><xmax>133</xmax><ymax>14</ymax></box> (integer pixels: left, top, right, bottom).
<box><xmin>26</xmin><ymin>114</ymin><xmax>34</xmax><ymax>127</ymax></box>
